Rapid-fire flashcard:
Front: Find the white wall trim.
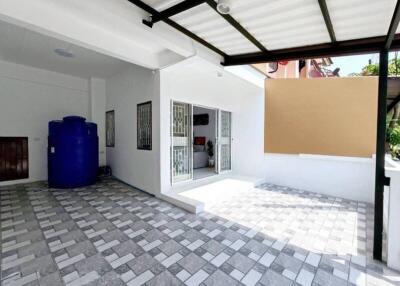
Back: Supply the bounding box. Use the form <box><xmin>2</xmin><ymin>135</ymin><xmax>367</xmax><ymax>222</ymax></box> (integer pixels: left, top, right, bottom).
<box><xmin>298</xmin><ymin>153</ymin><xmax>374</xmax><ymax>163</ymax></box>
<box><xmin>265</xmin><ymin>153</ymin><xmax>374</xmax><ymax>163</ymax></box>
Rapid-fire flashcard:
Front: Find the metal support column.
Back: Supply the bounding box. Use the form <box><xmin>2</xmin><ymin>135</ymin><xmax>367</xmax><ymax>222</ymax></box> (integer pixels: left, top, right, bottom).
<box><xmin>374</xmin><ymin>49</ymin><xmax>389</xmax><ymax>261</ymax></box>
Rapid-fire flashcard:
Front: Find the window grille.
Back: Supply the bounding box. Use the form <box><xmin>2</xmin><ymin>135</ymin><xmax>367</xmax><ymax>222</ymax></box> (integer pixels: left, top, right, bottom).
<box><xmin>137</xmin><ymin>101</ymin><xmax>152</xmax><ymax>150</ymax></box>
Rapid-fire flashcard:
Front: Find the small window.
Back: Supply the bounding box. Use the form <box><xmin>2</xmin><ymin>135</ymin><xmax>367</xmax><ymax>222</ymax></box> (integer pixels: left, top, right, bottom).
<box><xmin>106</xmin><ymin>110</ymin><xmax>115</xmax><ymax>147</ymax></box>
<box><xmin>137</xmin><ymin>101</ymin><xmax>152</xmax><ymax>150</ymax></box>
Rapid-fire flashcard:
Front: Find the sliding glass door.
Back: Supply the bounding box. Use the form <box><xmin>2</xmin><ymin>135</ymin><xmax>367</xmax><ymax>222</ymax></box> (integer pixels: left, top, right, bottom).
<box><xmin>170</xmin><ymin>102</ymin><xmax>232</xmax><ymax>184</ymax></box>
<box><xmin>171</xmin><ymin>102</ymin><xmax>192</xmax><ymax>183</ymax></box>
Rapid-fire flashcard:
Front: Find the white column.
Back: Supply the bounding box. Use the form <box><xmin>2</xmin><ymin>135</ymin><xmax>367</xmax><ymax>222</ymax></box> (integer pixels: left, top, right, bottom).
<box><xmin>385</xmin><ymin>160</ymin><xmax>400</xmax><ymax>271</ymax></box>
<box><xmin>89</xmin><ymin>78</ymin><xmax>106</xmax><ymax>166</ymax></box>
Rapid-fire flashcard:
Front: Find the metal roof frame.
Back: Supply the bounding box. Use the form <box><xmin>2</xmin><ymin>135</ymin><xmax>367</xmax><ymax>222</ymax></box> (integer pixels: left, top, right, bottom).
<box><xmin>127</xmin><ymin>0</ymin><xmax>227</xmax><ymax>57</ymax></box>
<box><xmin>317</xmin><ymin>0</ymin><xmax>336</xmax><ymax>43</ymax></box>
<box><xmin>388</xmin><ymin>93</ymin><xmax>400</xmax><ymax>111</ymax></box>
<box><xmin>129</xmin><ymin>0</ymin><xmax>400</xmax><ymax>65</ymax></box>
<box><xmin>204</xmin><ymin>0</ymin><xmax>268</xmax><ymax>52</ymax></box>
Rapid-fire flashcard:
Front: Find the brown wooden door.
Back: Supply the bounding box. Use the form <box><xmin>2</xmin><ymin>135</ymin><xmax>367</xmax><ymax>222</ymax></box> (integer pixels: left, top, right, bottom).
<box><xmin>0</xmin><ymin>137</ymin><xmax>29</xmax><ymax>182</ymax></box>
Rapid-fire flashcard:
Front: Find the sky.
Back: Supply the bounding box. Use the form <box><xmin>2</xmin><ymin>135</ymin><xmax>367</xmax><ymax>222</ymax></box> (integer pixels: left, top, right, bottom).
<box><xmin>330</xmin><ymin>53</ymin><xmax>378</xmax><ymax>76</ymax></box>
<box><xmin>329</xmin><ymin>52</ymin><xmax>397</xmax><ymax>77</ymax></box>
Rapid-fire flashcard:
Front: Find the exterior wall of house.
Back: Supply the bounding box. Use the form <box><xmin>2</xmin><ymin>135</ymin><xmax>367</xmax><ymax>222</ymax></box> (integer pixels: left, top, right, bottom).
<box><xmin>157</xmin><ymin>63</ymin><xmax>376</xmax><ymax>203</ymax></box>
<box><xmin>105</xmin><ymin>64</ymin><xmax>161</xmax><ymax>196</ymax></box>
<box><xmin>0</xmin><ymin>60</ymin><xmax>90</xmax><ymax>185</ymax></box>
<box><xmin>159</xmin><ymin>63</ymin><xmax>264</xmax><ymax>194</ymax></box>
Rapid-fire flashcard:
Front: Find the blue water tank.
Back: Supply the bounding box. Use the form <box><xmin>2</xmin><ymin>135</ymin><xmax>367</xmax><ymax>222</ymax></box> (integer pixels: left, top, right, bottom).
<box><xmin>48</xmin><ymin>116</ymin><xmax>98</xmax><ymax>188</ymax></box>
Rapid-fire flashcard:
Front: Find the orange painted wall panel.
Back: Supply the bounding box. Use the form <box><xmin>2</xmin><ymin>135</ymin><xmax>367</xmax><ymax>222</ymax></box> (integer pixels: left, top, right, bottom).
<box><xmin>265</xmin><ymin>77</ymin><xmax>378</xmax><ymax>157</ymax></box>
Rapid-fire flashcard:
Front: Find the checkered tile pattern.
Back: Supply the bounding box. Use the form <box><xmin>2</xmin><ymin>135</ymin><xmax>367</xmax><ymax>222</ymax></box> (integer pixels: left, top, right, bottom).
<box><xmin>1</xmin><ymin>178</ymin><xmax>400</xmax><ymax>286</ymax></box>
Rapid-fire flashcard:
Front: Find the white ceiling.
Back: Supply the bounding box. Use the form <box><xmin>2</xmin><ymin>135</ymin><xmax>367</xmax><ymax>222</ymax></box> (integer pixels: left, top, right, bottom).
<box><xmin>0</xmin><ymin>19</ymin><xmax>131</xmax><ymax>79</ymax></box>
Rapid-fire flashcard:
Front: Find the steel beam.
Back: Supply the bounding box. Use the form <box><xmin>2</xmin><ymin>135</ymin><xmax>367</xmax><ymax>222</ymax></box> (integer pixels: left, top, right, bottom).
<box><xmin>223</xmin><ymin>36</ymin><xmax>400</xmax><ymax>66</ymax></box>
<box><xmin>374</xmin><ymin>50</ymin><xmax>389</xmax><ymax>261</ymax></box>
<box><xmin>386</xmin><ymin>0</ymin><xmax>400</xmax><ymax>50</ymax></box>
<box><xmin>317</xmin><ymin>0</ymin><xmax>336</xmax><ymax>43</ymax></box>
<box><xmin>127</xmin><ymin>0</ymin><xmax>226</xmax><ymax>57</ymax></box>
<box><xmin>204</xmin><ymin>0</ymin><xmax>267</xmax><ymax>52</ymax></box>
<box><xmin>388</xmin><ymin>94</ymin><xmax>400</xmax><ymax>112</ymax></box>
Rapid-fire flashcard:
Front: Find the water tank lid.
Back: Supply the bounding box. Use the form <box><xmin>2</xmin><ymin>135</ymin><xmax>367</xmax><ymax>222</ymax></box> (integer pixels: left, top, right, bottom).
<box><xmin>63</xmin><ymin>116</ymin><xmax>86</xmax><ymax>123</ymax></box>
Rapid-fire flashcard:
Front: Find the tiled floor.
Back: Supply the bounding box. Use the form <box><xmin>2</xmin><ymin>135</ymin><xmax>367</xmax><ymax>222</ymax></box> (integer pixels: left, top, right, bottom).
<box><xmin>1</xmin><ymin>178</ymin><xmax>400</xmax><ymax>286</ymax></box>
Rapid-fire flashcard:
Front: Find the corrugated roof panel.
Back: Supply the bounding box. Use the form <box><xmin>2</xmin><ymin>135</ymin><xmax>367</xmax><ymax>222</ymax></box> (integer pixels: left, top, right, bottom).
<box><xmin>228</xmin><ymin>0</ymin><xmax>331</xmax><ymax>50</ymax></box>
<box><xmin>171</xmin><ymin>3</ymin><xmax>260</xmax><ymax>55</ymax></box>
<box><xmin>136</xmin><ymin>0</ymin><xmax>399</xmax><ymax>56</ymax></box>
<box><xmin>141</xmin><ymin>0</ymin><xmax>185</xmax><ymax>11</ymax></box>
<box><xmin>326</xmin><ymin>0</ymin><xmax>396</xmax><ymax>41</ymax></box>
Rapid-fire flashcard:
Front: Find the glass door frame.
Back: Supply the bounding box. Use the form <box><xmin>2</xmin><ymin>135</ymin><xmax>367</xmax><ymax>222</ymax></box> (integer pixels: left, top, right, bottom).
<box><xmin>217</xmin><ymin>110</ymin><xmax>232</xmax><ymax>174</ymax></box>
<box><xmin>170</xmin><ymin>100</ymin><xmax>193</xmax><ymax>185</ymax></box>
<box><xmin>170</xmin><ymin>100</ymin><xmax>232</xmax><ymax>185</ymax></box>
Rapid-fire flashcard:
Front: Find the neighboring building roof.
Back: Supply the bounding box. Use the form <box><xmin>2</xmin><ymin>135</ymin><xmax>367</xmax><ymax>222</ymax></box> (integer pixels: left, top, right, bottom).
<box><xmin>251</xmin><ymin>57</ymin><xmax>337</xmax><ymax>78</ymax></box>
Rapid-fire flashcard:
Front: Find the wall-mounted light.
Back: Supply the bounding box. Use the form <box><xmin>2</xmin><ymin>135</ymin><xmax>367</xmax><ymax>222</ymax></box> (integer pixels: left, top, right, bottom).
<box><xmin>217</xmin><ymin>0</ymin><xmax>231</xmax><ymax>14</ymax></box>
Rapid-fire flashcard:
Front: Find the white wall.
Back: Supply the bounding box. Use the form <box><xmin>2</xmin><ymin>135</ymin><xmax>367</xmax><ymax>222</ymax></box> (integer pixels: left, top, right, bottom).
<box><xmin>0</xmin><ymin>60</ymin><xmax>89</xmax><ymax>185</ymax></box>
<box><xmin>89</xmin><ymin>78</ymin><xmax>107</xmax><ymax>166</ymax></box>
<box><xmin>263</xmin><ymin>154</ymin><xmax>375</xmax><ymax>203</ymax></box>
<box><xmin>106</xmin><ymin>64</ymin><xmax>160</xmax><ymax>195</ymax></box>
<box><xmin>159</xmin><ymin>62</ymin><xmax>264</xmax><ymax>194</ymax></box>
<box><xmin>384</xmin><ymin>159</ymin><xmax>400</xmax><ymax>271</ymax></box>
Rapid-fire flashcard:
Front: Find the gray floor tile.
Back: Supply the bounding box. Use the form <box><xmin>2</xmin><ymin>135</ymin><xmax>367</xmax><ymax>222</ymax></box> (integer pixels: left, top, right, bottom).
<box><xmin>1</xmin><ymin>177</ymin><xmax>400</xmax><ymax>286</ymax></box>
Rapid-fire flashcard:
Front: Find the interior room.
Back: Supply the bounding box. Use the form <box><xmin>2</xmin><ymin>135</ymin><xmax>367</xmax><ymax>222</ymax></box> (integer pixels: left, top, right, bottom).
<box><xmin>193</xmin><ymin>106</ymin><xmax>217</xmax><ymax>180</ymax></box>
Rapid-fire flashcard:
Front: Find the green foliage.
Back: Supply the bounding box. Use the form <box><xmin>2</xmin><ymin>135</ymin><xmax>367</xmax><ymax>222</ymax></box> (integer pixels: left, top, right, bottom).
<box><xmin>389</xmin><ymin>58</ymin><xmax>400</xmax><ymax>75</ymax></box>
<box><xmin>391</xmin><ymin>145</ymin><xmax>400</xmax><ymax>159</ymax></box>
<box><xmin>388</xmin><ymin>126</ymin><xmax>400</xmax><ymax>159</ymax></box>
<box><xmin>388</xmin><ymin>126</ymin><xmax>400</xmax><ymax>146</ymax></box>
<box><xmin>361</xmin><ymin>64</ymin><xmax>379</xmax><ymax>76</ymax></box>
<box><xmin>359</xmin><ymin>58</ymin><xmax>400</xmax><ymax>76</ymax></box>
